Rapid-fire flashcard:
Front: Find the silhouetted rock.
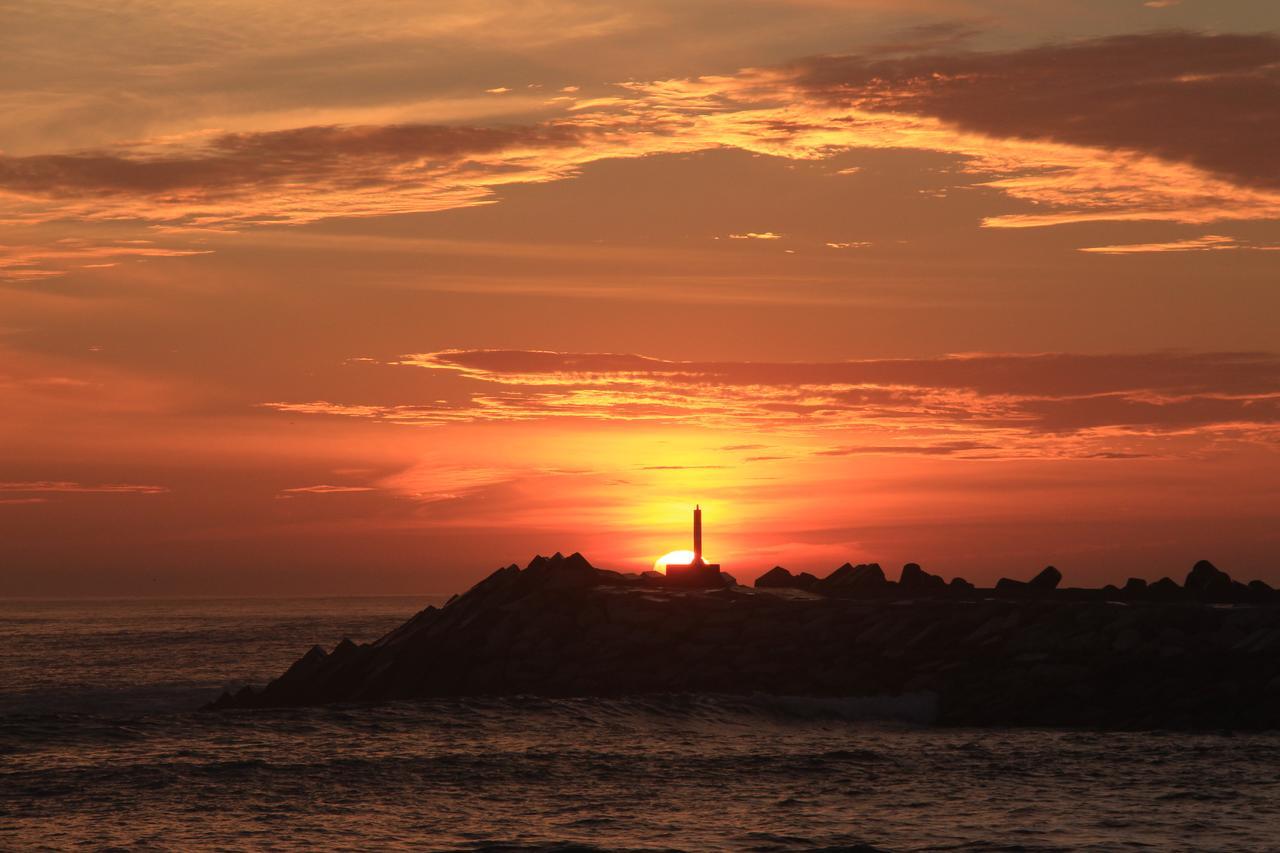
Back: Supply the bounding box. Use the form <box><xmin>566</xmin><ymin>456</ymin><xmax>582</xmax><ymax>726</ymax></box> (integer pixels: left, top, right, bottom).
<box><xmin>524</xmin><ymin>551</ymin><xmax>602</xmax><ymax>590</ymax></box>
<box><xmin>997</xmin><ymin>567</ymin><xmax>1062</xmax><ymax>598</ymax></box>
<box><xmin>1231</xmin><ymin>581</ymin><xmax>1253</xmax><ymax>602</ymax></box>
<box><xmin>1149</xmin><ymin>577</ymin><xmax>1184</xmax><ymax>601</ymax></box>
<box><xmin>815</xmin><ymin>563</ymin><xmax>887</xmax><ymax>597</ymax></box>
<box><xmin>211</xmin><ymin>553</ymin><xmax>1280</xmax><ymax>730</ymax></box>
<box><xmin>1123</xmin><ymin>578</ymin><xmax>1148</xmax><ymax>597</ymax></box>
<box><xmin>756</xmin><ymin>566</ymin><xmax>798</xmax><ymax>588</ymax></box>
<box><xmin>1030</xmin><ymin>566</ymin><xmax>1062</xmax><ymax>590</ymax></box>
<box><xmin>899</xmin><ymin>563</ymin><xmax>947</xmax><ymax>595</ymax></box>
<box><xmin>1249</xmin><ymin>580</ymin><xmax>1276</xmax><ymax>603</ymax></box>
<box><xmin>278</xmin><ymin>644</ymin><xmax>328</xmax><ymax>685</ymax></box>
<box><xmin>821</xmin><ymin>562</ymin><xmax>856</xmax><ymax>583</ymax></box>
<box><xmin>755</xmin><ymin>566</ymin><xmax>818</xmax><ymax>591</ymax></box>
<box><xmin>1185</xmin><ymin>560</ymin><xmax>1233</xmax><ymax>600</ymax></box>
<box><xmin>994</xmin><ymin>577</ymin><xmax>1029</xmax><ymax>597</ymax></box>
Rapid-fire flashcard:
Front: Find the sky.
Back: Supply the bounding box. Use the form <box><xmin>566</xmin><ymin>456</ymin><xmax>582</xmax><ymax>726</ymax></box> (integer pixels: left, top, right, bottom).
<box><xmin>2</xmin><ymin>0</ymin><xmax>1279</xmax><ymax>595</ymax></box>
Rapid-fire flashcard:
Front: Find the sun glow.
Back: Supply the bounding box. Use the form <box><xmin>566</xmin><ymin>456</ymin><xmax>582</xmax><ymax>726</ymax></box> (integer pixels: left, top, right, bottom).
<box><xmin>653</xmin><ymin>550</ymin><xmax>697</xmax><ymax>574</ymax></box>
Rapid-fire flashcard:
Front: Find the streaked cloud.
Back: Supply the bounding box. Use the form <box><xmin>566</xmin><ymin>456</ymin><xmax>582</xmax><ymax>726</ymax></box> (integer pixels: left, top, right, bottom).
<box><xmin>1079</xmin><ymin>234</ymin><xmax>1280</xmax><ymax>254</ymax></box>
<box><xmin>260</xmin><ymin>349</ymin><xmax>1280</xmax><ymax>461</ymax></box>
<box><xmin>0</xmin><ymin>124</ymin><xmax>584</xmax><ymax>232</ymax></box>
<box><xmin>865</xmin><ymin>20</ymin><xmax>987</xmax><ymax>55</ymax></box>
<box><xmin>4</xmin><ymin>31</ymin><xmax>1278</xmax><ymax>279</ymax></box>
<box><xmin>0</xmin><ymin>239</ymin><xmax>212</xmax><ymax>280</ymax></box>
<box><xmin>817</xmin><ymin>440</ymin><xmax>998</xmax><ymax>456</ymax></box>
<box><xmin>791</xmin><ymin>32</ymin><xmax>1280</xmax><ymax>191</ymax></box>
<box><xmin>278</xmin><ymin>484</ymin><xmax>377</xmax><ymax>495</ymax></box>
<box><xmin>0</xmin><ymin>481</ymin><xmax>169</xmax><ymax>494</ymax></box>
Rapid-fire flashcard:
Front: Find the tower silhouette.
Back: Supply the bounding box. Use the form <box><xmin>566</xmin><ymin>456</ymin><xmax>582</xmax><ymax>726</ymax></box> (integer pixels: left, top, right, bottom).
<box><xmin>694</xmin><ymin>505</ymin><xmax>702</xmax><ymax>561</ymax></box>
<box><xmin>664</xmin><ymin>505</ymin><xmax>722</xmax><ymax>587</ymax></box>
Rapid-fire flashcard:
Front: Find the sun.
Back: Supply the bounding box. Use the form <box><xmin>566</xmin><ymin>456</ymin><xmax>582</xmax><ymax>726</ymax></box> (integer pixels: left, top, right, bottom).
<box><xmin>653</xmin><ymin>550</ymin><xmax>697</xmax><ymax>574</ymax></box>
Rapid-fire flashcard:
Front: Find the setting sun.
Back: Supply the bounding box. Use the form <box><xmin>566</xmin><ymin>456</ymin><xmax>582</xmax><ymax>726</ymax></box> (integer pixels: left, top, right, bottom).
<box><xmin>653</xmin><ymin>551</ymin><xmax>698</xmax><ymax>574</ymax></box>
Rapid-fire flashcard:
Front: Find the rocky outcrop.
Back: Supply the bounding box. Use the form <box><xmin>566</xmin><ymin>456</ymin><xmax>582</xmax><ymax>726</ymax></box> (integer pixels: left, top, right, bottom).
<box><xmin>1185</xmin><ymin>559</ymin><xmax>1233</xmax><ymax>600</ymax></box>
<box><xmin>751</xmin><ymin>560</ymin><xmax>1277</xmax><ymax>605</ymax></box>
<box><xmin>1030</xmin><ymin>565</ymin><xmax>1063</xmax><ymax>590</ymax></box>
<box><xmin>899</xmin><ymin>563</ymin><xmax>947</xmax><ymax>595</ymax></box>
<box><xmin>210</xmin><ymin>553</ymin><xmax>1280</xmax><ymax>729</ymax></box>
<box><xmin>747</xmin><ymin>563</ymin><xmax>798</xmax><ymax>584</ymax></box>
<box><xmin>813</xmin><ymin>562</ymin><xmax>889</xmax><ymax>597</ymax></box>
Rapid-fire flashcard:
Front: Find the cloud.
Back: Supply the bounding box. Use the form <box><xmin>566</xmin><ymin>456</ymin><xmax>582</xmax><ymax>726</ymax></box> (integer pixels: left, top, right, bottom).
<box><xmin>817</xmin><ymin>440</ymin><xmax>998</xmax><ymax>456</ymax></box>
<box><xmin>4</xmin><ymin>31</ymin><xmax>1279</xmax><ymax>277</ymax></box>
<box><xmin>1079</xmin><ymin>234</ymin><xmax>1280</xmax><ymax>254</ymax></box>
<box><xmin>0</xmin><ymin>124</ymin><xmax>583</xmax><ymax>230</ymax></box>
<box><xmin>639</xmin><ymin>465</ymin><xmax>727</xmax><ymax>470</ymax></box>
<box><xmin>278</xmin><ymin>484</ymin><xmax>377</xmax><ymax>494</ymax></box>
<box><xmin>791</xmin><ymin>32</ymin><xmax>1280</xmax><ymax>192</ymax></box>
<box><xmin>260</xmin><ymin>349</ymin><xmax>1280</xmax><ymax>461</ymax></box>
<box><xmin>866</xmin><ymin>20</ymin><xmax>987</xmax><ymax>55</ymax></box>
<box><xmin>410</xmin><ymin>349</ymin><xmax>1280</xmax><ymax>398</ymax></box>
<box><xmin>0</xmin><ymin>481</ymin><xmax>169</xmax><ymax>494</ymax></box>
<box><xmin>0</xmin><ymin>239</ymin><xmax>211</xmax><ymax>280</ymax></box>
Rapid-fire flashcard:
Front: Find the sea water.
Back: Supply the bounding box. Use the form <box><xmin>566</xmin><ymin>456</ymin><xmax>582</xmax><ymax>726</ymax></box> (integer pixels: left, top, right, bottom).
<box><xmin>3</xmin><ymin>597</ymin><xmax>1279</xmax><ymax>851</ymax></box>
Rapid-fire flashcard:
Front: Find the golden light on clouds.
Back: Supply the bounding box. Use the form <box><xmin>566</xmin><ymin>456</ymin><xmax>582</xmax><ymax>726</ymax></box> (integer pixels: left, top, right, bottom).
<box><xmin>4</xmin><ymin>32</ymin><xmax>1279</xmax><ymax>278</ymax></box>
<box><xmin>2</xmin><ymin>4</ymin><xmax>1279</xmax><ymax>595</ymax></box>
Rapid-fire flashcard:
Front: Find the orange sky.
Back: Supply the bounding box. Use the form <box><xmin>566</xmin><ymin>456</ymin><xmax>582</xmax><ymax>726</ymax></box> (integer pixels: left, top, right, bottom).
<box><xmin>2</xmin><ymin>1</ymin><xmax>1279</xmax><ymax>595</ymax></box>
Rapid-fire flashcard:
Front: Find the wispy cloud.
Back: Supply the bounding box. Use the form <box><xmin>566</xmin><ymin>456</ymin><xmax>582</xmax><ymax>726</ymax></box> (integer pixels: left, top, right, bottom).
<box><xmin>0</xmin><ymin>240</ymin><xmax>212</xmax><ymax>280</ymax></box>
<box><xmin>791</xmin><ymin>32</ymin><xmax>1280</xmax><ymax>192</ymax></box>
<box><xmin>260</xmin><ymin>349</ymin><xmax>1280</xmax><ymax>461</ymax></box>
<box><xmin>1079</xmin><ymin>234</ymin><xmax>1280</xmax><ymax>254</ymax></box>
<box><xmin>277</xmin><ymin>484</ymin><xmax>377</xmax><ymax>495</ymax></box>
<box><xmin>817</xmin><ymin>440</ymin><xmax>998</xmax><ymax>456</ymax></box>
<box><xmin>4</xmin><ymin>31</ymin><xmax>1277</xmax><ymax>279</ymax></box>
<box><xmin>866</xmin><ymin>20</ymin><xmax>987</xmax><ymax>56</ymax></box>
<box><xmin>0</xmin><ymin>481</ymin><xmax>169</xmax><ymax>494</ymax></box>
<box><xmin>639</xmin><ymin>465</ymin><xmax>727</xmax><ymax>470</ymax></box>
<box><xmin>0</xmin><ymin>124</ymin><xmax>583</xmax><ymax>232</ymax></box>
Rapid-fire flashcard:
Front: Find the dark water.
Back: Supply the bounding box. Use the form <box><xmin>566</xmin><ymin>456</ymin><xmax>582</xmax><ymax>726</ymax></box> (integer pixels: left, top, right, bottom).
<box><xmin>3</xmin><ymin>599</ymin><xmax>1280</xmax><ymax>851</ymax></box>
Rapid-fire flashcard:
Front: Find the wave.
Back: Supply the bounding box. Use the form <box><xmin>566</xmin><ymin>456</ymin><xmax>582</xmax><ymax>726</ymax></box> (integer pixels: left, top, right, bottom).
<box><xmin>0</xmin><ymin>691</ymin><xmax>938</xmax><ymax>756</ymax></box>
<box><xmin>0</xmin><ymin>682</ymin><xmax>235</xmax><ymax>718</ymax></box>
<box><xmin>372</xmin><ymin>691</ymin><xmax>940</xmax><ymax>729</ymax></box>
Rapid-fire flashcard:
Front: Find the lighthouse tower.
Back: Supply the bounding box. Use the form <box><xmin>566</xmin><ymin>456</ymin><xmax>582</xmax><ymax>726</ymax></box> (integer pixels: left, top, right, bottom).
<box><xmin>664</xmin><ymin>505</ymin><xmax>722</xmax><ymax>587</ymax></box>
<box><xmin>693</xmin><ymin>504</ymin><xmax>702</xmax><ymax>561</ymax></box>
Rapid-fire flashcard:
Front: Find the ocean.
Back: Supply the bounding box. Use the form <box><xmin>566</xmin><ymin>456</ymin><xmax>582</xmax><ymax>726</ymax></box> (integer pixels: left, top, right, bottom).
<box><xmin>3</xmin><ymin>597</ymin><xmax>1279</xmax><ymax>851</ymax></box>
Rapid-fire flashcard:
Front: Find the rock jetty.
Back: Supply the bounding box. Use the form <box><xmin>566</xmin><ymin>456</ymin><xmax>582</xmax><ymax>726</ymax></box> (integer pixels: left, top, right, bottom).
<box><xmin>211</xmin><ymin>554</ymin><xmax>1280</xmax><ymax>729</ymax></box>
